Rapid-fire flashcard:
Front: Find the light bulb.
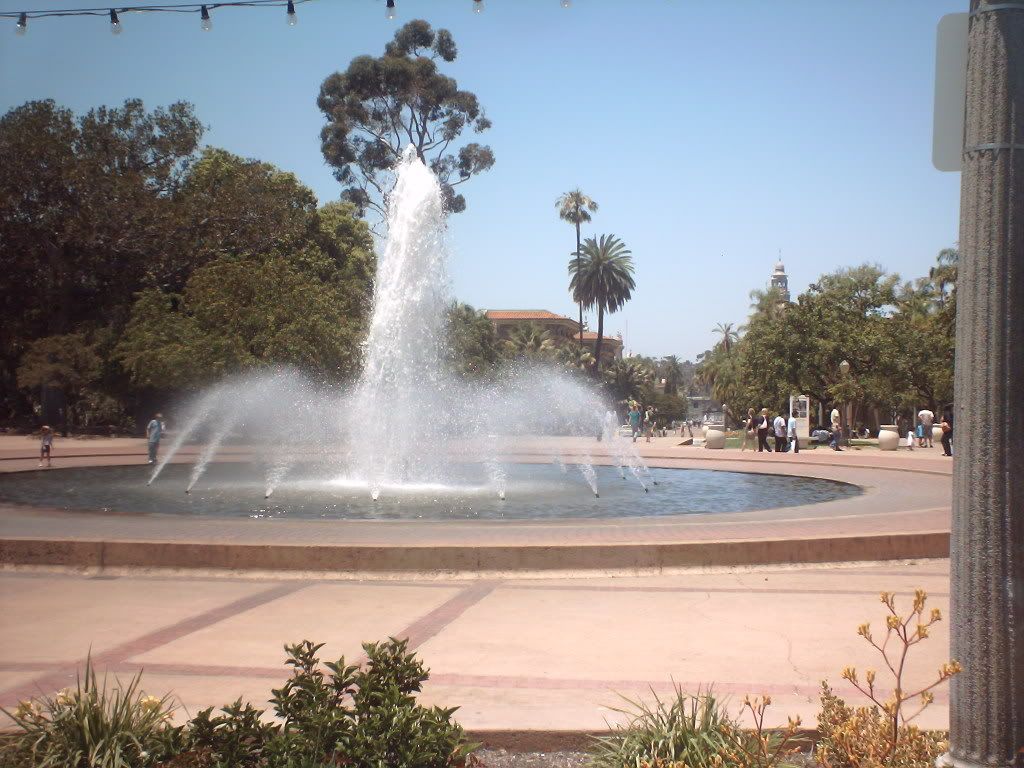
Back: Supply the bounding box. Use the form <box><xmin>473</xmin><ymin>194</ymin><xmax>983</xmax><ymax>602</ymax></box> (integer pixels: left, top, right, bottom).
<box><xmin>286</xmin><ymin>0</ymin><xmax>297</xmax><ymax>26</ymax></box>
<box><xmin>560</xmin><ymin>0</ymin><xmax>571</xmax><ymax>7</ymax></box>
<box><xmin>15</xmin><ymin>12</ymin><xmax>27</xmax><ymax>35</ymax></box>
<box><xmin>109</xmin><ymin>9</ymin><xmax>122</xmax><ymax>35</ymax></box>
<box><xmin>385</xmin><ymin>0</ymin><xmax>396</xmax><ymax>20</ymax></box>
<box><xmin>473</xmin><ymin>0</ymin><xmax>484</xmax><ymax>12</ymax></box>
<box><xmin>200</xmin><ymin>5</ymin><xmax>212</xmax><ymax>31</ymax></box>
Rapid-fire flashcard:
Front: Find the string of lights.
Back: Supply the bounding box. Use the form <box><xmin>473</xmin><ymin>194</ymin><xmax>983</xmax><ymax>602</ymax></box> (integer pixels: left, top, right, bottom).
<box><xmin>2</xmin><ymin>0</ymin><xmax>572</xmax><ymax>33</ymax></box>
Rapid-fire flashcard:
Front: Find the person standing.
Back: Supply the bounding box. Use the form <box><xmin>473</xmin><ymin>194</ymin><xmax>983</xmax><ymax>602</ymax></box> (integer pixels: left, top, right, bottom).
<box><xmin>773</xmin><ymin>412</ymin><xmax>788</xmax><ymax>452</ymax></box>
<box><xmin>146</xmin><ymin>413</ymin><xmax>164</xmax><ymax>465</ymax></box>
<box><xmin>644</xmin><ymin>406</ymin><xmax>656</xmax><ymax>443</ymax></box>
<box><xmin>829</xmin><ymin>405</ymin><xmax>843</xmax><ymax>451</ymax></box>
<box><xmin>628</xmin><ymin>403</ymin><xmax>642</xmax><ymax>443</ymax></box>
<box><xmin>940</xmin><ymin>410</ymin><xmax>953</xmax><ymax>456</ymax></box>
<box><xmin>756</xmin><ymin>408</ymin><xmax>771</xmax><ymax>453</ymax></box>
<box><xmin>787</xmin><ymin>409</ymin><xmax>800</xmax><ymax>454</ymax></box>
<box><xmin>38</xmin><ymin>425</ymin><xmax>54</xmax><ymax>468</ymax></box>
<box><xmin>917</xmin><ymin>407</ymin><xmax>935</xmax><ymax>448</ymax></box>
<box><xmin>741</xmin><ymin>408</ymin><xmax>756</xmax><ymax>452</ymax></box>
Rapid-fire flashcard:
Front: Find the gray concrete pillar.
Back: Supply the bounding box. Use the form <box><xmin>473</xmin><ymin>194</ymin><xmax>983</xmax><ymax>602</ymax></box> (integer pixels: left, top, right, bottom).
<box><xmin>948</xmin><ymin>2</ymin><xmax>1024</xmax><ymax>768</ymax></box>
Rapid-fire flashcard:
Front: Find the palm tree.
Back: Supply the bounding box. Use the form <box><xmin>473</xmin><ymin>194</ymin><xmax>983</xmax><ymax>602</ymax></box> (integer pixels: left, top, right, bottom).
<box><xmin>501</xmin><ymin>322</ymin><xmax>557</xmax><ymax>361</ymax></box>
<box><xmin>713</xmin><ymin>322</ymin><xmax>739</xmax><ymax>354</ymax></box>
<box><xmin>929</xmin><ymin>247</ymin><xmax>959</xmax><ymax>307</ymax></box>
<box><xmin>569</xmin><ymin>234</ymin><xmax>635</xmax><ymax>373</ymax></box>
<box><xmin>658</xmin><ymin>355</ymin><xmax>685</xmax><ymax>395</ymax></box>
<box><xmin>556</xmin><ymin>189</ymin><xmax>599</xmax><ymax>344</ymax></box>
<box><xmin>557</xmin><ymin>343</ymin><xmax>595</xmax><ymax>372</ymax></box>
<box><xmin>748</xmin><ymin>286</ymin><xmax>788</xmax><ymax>321</ymax></box>
<box><xmin>603</xmin><ymin>357</ymin><xmax>652</xmax><ymax>403</ymax></box>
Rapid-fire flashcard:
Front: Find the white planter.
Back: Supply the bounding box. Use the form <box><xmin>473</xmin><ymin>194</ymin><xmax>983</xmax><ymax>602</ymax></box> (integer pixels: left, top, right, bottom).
<box><xmin>704</xmin><ymin>429</ymin><xmax>726</xmax><ymax>449</ymax></box>
<box><xmin>932</xmin><ymin>425</ymin><xmax>945</xmax><ymax>443</ymax></box>
<box><xmin>878</xmin><ymin>428</ymin><xmax>899</xmax><ymax>451</ymax></box>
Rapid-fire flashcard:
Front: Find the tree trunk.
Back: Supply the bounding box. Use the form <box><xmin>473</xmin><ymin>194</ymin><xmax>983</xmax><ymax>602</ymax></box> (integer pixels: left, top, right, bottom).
<box><xmin>595</xmin><ymin>307</ymin><xmax>604</xmax><ymax>373</ymax></box>
<box><xmin>575</xmin><ymin>218</ymin><xmax>583</xmax><ymax>345</ymax></box>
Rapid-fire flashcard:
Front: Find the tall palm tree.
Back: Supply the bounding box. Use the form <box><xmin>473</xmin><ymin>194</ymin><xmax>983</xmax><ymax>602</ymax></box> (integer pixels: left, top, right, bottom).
<box><xmin>569</xmin><ymin>234</ymin><xmax>635</xmax><ymax>373</ymax></box>
<box><xmin>556</xmin><ymin>189</ymin><xmax>599</xmax><ymax>344</ymax></box>
<box><xmin>713</xmin><ymin>322</ymin><xmax>739</xmax><ymax>354</ymax></box>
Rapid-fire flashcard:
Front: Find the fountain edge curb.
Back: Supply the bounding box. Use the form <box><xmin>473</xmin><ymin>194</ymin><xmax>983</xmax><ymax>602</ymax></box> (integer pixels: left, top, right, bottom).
<box><xmin>0</xmin><ymin>531</ymin><xmax>950</xmax><ymax>574</ymax></box>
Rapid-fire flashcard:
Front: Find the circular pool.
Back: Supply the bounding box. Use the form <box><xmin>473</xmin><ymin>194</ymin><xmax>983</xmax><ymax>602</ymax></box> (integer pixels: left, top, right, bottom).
<box><xmin>0</xmin><ymin>463</ymin><xmax>861</xmax><ymax>521</ymax></box>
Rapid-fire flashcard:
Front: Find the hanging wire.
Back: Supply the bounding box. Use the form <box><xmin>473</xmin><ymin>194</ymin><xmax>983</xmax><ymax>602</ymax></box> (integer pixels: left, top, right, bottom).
<box><xmin>1</xmin><ymin>0</ymin><xmax>316</xmax><ymax>21</ymax></box>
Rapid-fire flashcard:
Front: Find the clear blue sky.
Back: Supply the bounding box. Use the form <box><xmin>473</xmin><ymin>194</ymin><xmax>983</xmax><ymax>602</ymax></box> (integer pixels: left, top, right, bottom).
<box><xmin>0</xmin><ymin>0</ymin><xmax>965</xmax><ymax>361</ymax></box>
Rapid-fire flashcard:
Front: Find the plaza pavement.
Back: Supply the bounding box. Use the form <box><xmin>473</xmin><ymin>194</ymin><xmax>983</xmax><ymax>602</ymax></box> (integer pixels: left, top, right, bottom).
<box><xmin>0</xmin><ymin>561</ymin><xmax>952</xmax><ymax>733</ymax></box>
<box><xmin>0</xmin><ymin>435</ymin><xmax>955</xmax><ymax>734</ymax></box>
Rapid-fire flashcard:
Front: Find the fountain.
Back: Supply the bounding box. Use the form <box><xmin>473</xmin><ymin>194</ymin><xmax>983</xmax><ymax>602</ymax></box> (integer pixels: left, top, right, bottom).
<box><xmin>145</xmin><ymin>147</ymin><xmax>653</xmax><ymax>510</ymax></box>
<box><xmin>0</xmin><ymin>150</ymin><xmax>861</xmax><ymax>523</ymax></box>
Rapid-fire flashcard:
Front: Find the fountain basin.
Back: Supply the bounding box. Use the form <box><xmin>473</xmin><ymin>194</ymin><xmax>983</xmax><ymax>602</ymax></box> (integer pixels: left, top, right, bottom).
<box><xmin>0</xmin><ymin>463</ymin><xmax>861</xmax><ymax>521</ymax></box>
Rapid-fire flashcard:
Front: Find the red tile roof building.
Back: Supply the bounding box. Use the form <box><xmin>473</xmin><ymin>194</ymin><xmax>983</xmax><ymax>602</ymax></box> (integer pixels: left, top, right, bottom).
<box><xmin>484</xmin><ymin>310</ymin><xmax>623</xmax><ymax>363</ymax></box>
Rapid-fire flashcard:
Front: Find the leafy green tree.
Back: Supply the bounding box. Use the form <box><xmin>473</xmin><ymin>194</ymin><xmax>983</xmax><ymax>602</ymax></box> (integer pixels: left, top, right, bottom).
<box><xmin>317</xmin><ymin>19</ymin><xmax>494</xmax><ymax>224</ymax></box>
<box><xmin>117</xmin><ymin>254</ymin><xmax>363</xmax><ymax>390</ymax></box>
<box><xmin>446</xmin><ymin>302</ymin><xmax>499</xmax><ymax>377</ymax></box>
<box><xmin>569</xmin><ymin>234</ymin><xmax>636</xmax><ymax>373</ymax></box>
<box><xmin>0</xmin><ymin>98</ymin><xmax>203</xmax><ymax>423</ymax></box>
<box><xmin>16</xmin><ymin>334</ymin><xmax>102</xmax><ymax>432</ymax></box>
<box><xmin>556</xmin><ymin>189</ymin><xmax>599</xmax><ymax>344</ymax></box>
<box><xmin>165</xmin><ymin>148</ymin><xmax>320</xmax><ymax>288</ymax></box>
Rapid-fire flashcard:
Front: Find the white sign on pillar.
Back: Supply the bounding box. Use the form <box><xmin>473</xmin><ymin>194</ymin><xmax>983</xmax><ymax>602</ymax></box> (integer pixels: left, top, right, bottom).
<box><xmin>933</xmin><ymin>13</ymin><xmax>969</xmax><ymax>172</ymax></box>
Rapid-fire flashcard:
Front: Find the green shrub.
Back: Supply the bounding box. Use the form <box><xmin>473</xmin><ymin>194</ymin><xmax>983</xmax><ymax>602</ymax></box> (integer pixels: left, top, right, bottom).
<box><xmin>184</xmin><ymin>637</ymin><xmax>476</xmax><ymax>768</ymax></box>
<box><xmin>588</xmin><ymin>688</ymin><xmax>801</xmax><ymax>768</ymax></box>
<box><xmin>0</xmin><ymin>656</ymin><xmax>182</xmax><ymax>768</ymax></box>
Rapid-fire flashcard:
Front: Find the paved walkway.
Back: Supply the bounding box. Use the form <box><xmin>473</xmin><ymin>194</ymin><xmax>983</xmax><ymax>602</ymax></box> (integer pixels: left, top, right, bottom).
<box><xmin>0</xmin><ymin>436</ymin><xmax>956</xmax><ymax>732</ymax></box>
<box><xmin>0</xmin><ymin>561</ymin><xmax>952</xmax><ymax>731</ymax></box>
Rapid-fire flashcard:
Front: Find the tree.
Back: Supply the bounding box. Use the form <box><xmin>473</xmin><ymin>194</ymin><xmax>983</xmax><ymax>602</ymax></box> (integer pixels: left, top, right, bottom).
<box><xmin>569</xmin><ymin>234</ymin><xmax>636</xmax><ymax>373</ymax></box>
<box><xmin>446</xmin><ymin>302</ymin><xmax>499</xmax><ymax>377</ymax></box>
<box><xmin>712</xmin><ymin>323</ymin><xmax>739</xmax><ymax>354</ymax></box>
<box><xmin>557</xmin><ymin>343</ymin><xmax>596</xmax><ymax>372</ymax></box>
<box><xmin>317</xmin><ymin>19</ymin><xmax>494</xmax><ymax>227</ymax></box>
<box><xmin>16</xmin><ymin>334</ymin><xmax>102</xmax><ymax>433</ymax></box>
<box><xmin>657</xmin><ymin>355</ymin><xmax>686</xmax><ymax>396</ymax></box>
<box><xmin>929</xmin><ymin>246</ymin><xmax>959</xmax><ymax>310</ymax></box>
<box><xmin>556</xmin><ymin>189</ymin><xmax>599</xmax><ymax>344</ymax></box>
<box><xmin>0</xmin><ymin>98</ymin><xmax>203</xmax><ymax>423</ymax></box>
<box><xmin>117</xmin><ymin>253</ymin><xmax>364</xmax><ymax>391</ymax></box>
<box><xmin>603</xmin><ymin>358</ymin><xmax>652</xmax><ymax>404</ymax></box>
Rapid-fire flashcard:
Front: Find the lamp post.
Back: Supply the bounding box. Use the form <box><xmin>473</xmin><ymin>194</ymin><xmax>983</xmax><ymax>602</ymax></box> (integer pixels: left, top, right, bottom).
<box><xmin>839</xmin><ymin>359</ymin><xmax>851</xmax><ymax>445</ymax></box>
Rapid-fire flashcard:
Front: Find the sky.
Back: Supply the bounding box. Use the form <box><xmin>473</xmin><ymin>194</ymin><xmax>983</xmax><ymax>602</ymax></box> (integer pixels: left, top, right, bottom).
<box><xmin>0</xmin><ymin>0</ymin><xmax>965</xmax><ymax>361</ymax></box>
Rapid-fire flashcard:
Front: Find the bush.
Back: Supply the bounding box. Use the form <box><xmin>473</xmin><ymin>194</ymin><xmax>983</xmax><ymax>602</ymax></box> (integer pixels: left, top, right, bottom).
<box><xmin>589</xmin><ymin>688</ymin><xmax>801</xmax><ymax>768</ymax></box>
<box><xmin>815</xmin><ymin>590</ymin><xmax>960</xmax><ymax>768</ymax></box>
<box><xmin>183</xmin><ymin>637</ymin><xmax>476</xmax><ymax>768</ymax></box>
<box><xmin>0</xmin><ymin>656</ymin><xmax>182</xmax><ymax>768</ymax></box>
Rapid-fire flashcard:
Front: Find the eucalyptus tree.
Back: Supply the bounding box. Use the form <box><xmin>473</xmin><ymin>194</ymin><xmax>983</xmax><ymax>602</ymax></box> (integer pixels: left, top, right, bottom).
<box><xmin>569</xmin><ymin>235</ymin><xmax>635</xmax><ymax>373</ymax></box>
<box><xmin>556</xmin><ymin>189</ymin><xmax>599</xmax><ymax>343</ymax></box>
<box><xmin>318</xmin><ymin>20</ymin><xmax>494</xmax><ymax>228</ymax></box>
